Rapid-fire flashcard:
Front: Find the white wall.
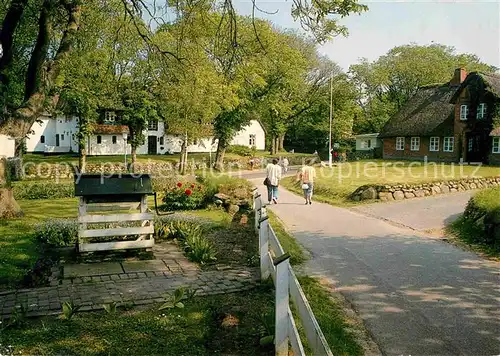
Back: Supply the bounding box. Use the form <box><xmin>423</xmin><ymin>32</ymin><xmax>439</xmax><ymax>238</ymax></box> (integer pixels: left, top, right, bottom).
<box><xmin>0</xmin><ymin>134</ymin><xmax>15</xmax><ymax>157</ymax></box>
<box><xmin>88</xmin><ymin>135</ymin><xmax>131</xmax><ymax>156</ymax></box>
<box><xmin>230</xmin><ymin>120</ymin><xmax>265</xmax><ymax>150</ymax></box>
<box><xmin>26</xmin><ymin>116</ymin><xmax>78</xmax><ymax>153</ymax></box>
<box><xmin>355</xmin><ymin>137</ymin><xmax>382</xmax><ymax>151</ymax></box>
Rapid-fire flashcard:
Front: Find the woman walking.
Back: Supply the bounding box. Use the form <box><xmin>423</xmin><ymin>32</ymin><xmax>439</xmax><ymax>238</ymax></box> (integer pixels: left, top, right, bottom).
<box><xmin>265</xmin><ymin>158</ymin><xmax>282</xmax><ymax>204</ymax></box>
<box><xmin>297</xmin><ymin>160</ymin><xmax>316</xmax><ymax>205</ymax></box>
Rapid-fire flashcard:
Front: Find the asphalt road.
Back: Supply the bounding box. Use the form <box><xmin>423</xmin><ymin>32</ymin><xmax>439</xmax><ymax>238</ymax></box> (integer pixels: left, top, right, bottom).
<box><xmin>253</xmin><ymin>181</ymin><xmax>500</xmax><ymax>356</ymax></box>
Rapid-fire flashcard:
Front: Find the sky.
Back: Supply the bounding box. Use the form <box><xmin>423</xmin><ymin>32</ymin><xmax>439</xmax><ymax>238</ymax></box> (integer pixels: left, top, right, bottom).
<box><xmin>233</xmin><ymin>0</ymin><xmax>500</xmax><ymax>71</ymax></box>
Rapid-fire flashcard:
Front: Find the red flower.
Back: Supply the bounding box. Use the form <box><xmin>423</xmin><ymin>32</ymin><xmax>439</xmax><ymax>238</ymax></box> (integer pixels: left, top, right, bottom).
<box><xmin>191</xmin><ymin>183</ymin><xmax>196</xmax><ymax>189</ymax></box>
<box><xmin>185</xmin><ymin>189</ymin><xmax>193</xmax><ymax>196</ymax></box>
<box><xmin>177</xmin><ymin>182</ymin><xmax>183</xmax><ymax>188</ymax></box>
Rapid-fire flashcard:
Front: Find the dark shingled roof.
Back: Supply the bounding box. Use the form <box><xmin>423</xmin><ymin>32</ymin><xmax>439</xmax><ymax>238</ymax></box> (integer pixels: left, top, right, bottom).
<box><xmin>379</xmin><ymin>84</ymin><xmax>456</xmax><ymax>138</ymax></box>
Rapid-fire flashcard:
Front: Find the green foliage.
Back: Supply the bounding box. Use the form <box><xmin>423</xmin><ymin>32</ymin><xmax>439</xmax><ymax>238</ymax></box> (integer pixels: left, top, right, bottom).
<box><xmin>33</xmin><ymin>219</ymin><xmax>78</xmax><ymax>247</ymax></box>
<box><xmin>7</xmin><ymin>304</ymin><xmax>28</xmax><ymax>329</ymax></box>
<box><xmin>61</xmin><ymin>300</ymin><xmax>80</xmax><ymax>321</ymax></box>
<box><xmin>183</xmin><ymin>233</ymin><xmax>217</xmax><ymax>265</ymax></box>
<box><xmin>159</xmin><ymin>287</ymin><xmax>198</xmax><ymax>310</ymax></box>
<box><xmin>103</xmin><ymin>302</ymin><xmax>117</xmax><ymax>314</ymax></box>
<box><xmin>226</xmin><ymin>145</ymin><xmax>254</xmax><ymax>157</ymax></box>
<box><xmin>13</xmin><ymin>181</ymin><xmax>74</xmax><ymax>200</ymax></box>
<box><xmin>160</xmin><ymin>182</ymin><xmax>206</xmax><ymax>211</ymax></box>
<box><xmin>156</xmin><ymin>219</ymin><xmax>204</xmax><ymax>241</ymax></box>
<box><xmin>258</xmin><ymin>311</ymin><xmax>275</xmax><ymax>346</ymax></box>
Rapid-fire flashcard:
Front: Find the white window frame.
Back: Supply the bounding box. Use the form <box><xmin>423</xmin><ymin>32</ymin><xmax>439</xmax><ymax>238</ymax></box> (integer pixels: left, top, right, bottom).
<box><xmin>443</xmin><ymin>137</ymin><xmax>455</xmax><ymax>152</ymax></box>
<box><xmin>396</xmin><ymin>137</ymin><xmax>405</xmax><ymax>151</ymax></box>
<box><xmin>410</xmin><ymin>137</ymin><xmax>420</xmax><ymax>151</ymax></box>
<box><xmin>493</xmin><ymin>137</ymin><xmax>500</xmax><ymax>154</ymax></box>
<box><xmin>468</xmin><ymin>138</ymin><xmax>473</xmax><ymax>152</ymax></box>
<box><xmin>429</xmin><ymin>137</ymin><xmax>439</xmax><ymax>152</ymax></box>
<box><xmin>477</xmin><ymin>103</ymin><xmax>487</xmax><ymax>120</ymax></box>
<box><xmin>249</xmin><ymin>134</ymin><xmax>256</xmax><ymax>146</ymax></box>
<box><xmin>148</xmin><ymin>120</ymin><xmax>158</xmax><ymax>131</ymax></box>
<box><xmin>460</xmin><ymin>105</ymin><xmax>468</xmax><ymax>120</ymax></box>
<box><xmin>105</xmin><ymin>111</ymin><xmax>116</xmax><ymax>123</ymax></box>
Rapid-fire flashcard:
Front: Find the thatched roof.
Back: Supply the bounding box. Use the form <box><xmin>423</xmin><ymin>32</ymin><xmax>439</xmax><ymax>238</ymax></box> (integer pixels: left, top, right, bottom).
<box><xmin>491</xmin><ymin>128</ymin><xmax>500</xmax><ymax>137</ymax></box>
<box><xmin>93</xmin><ymin>124</ymin><xmax>129</xmax><ymax>135</ymax></box>
<box><xmin>450</xmin><ymin>72</ymin><xmax>500</xmax><ymax>103</ymax></box>
<box><xmin>379</xmin><ymin>84</ymin><xmax>456</xmax><ymax>138</ymax></box>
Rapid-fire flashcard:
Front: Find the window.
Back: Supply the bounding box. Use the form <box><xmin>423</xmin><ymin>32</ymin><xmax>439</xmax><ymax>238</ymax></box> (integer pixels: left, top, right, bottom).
<box><xmin>468</xmin><ymin>137</ymin><xmax>474</xmax><ymax>152</ymax></box>
<box><xmin>477</xmin><ymin>103</ymin><xmax>487</xmax><ymax>120</ymax></box>
<box><xmin>104</xmin><ymin>111</ymin><xmax>116</xmax><ymax>123</ymax></box>
<box><xmin>249</xmin><ymin>134</ymin><xmax>256</xmax><ymax>146</ymax></box>
<box><xmin>443</xmin><ymin>137</ymin><xmax>454</xmax><ymax>152</ymax></box>
<box><xmin>429</xmin><ymin>137</ymin><xmax>439</xmax><ymax>152</ymax></box>
<box><xmin>55</xmin><ymin>134</ymin><xmax>59</xmax><ymax>147</ymax></box>
<box><xmin>40</xmin><ymin>135</ymin><xmax>45</xmax><ymax>144</ymax></box>
<box><xmin>361</xmin><ymin>139</ymin><xmax>371</xmax><ymax>149</ymax></box>
<box><xmin>148</xmin><ymin>120</ymin><xmax>158</xmax><ymax>131</ymax></box>
<box><xmin>410</xmin><ymin>137</ymin><xmax>420</xmax><ymax>151</ymax></box>
<box><xmin>159</xmin><ymin>137</ymin><xmax>164</xmax><ymax>145</ymax></box>
<box><xmin>61</xmin><ymin>134</ymin><xmax>64</xmax><ymax>141</ymax></box>
<box><xmin>112</xmin><ymin>136</ymin><xmax>117</xmax><ymax>144</ymax></box>
<box><xmin>460</xmin><ymin>105</ymin><xmax>468</xmax><ymax>120</ymax></box>
<box><xmin>493</xmin><ymin>137</ymin><xmax>500</xmax><ymax>154</ymax></box>
<box><xmin>97</xmin><ymin>135</ymin><xmax>102</xmax><ymax>144</ymax></box>
<box><xmin>396</xmin><ymin>137</ymin><xmax>405</xmax><ymax>151</ymax></box>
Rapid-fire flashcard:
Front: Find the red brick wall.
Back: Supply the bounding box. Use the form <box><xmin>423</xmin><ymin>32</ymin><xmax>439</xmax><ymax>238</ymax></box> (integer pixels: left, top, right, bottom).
<box><xmin>383</xmin><ymin>137</ymin><xmax>459</xmax><ymax>162</ymax></box>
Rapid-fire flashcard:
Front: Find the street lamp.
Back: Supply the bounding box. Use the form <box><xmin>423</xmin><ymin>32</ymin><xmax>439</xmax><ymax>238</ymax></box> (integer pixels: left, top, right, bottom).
<box><xmin>328</xmin><ymin>74</ymin><xmax>333</xmax><ymax>167</ymax></box>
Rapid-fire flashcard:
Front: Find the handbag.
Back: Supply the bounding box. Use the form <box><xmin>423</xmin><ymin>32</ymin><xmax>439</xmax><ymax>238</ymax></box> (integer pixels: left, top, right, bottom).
<box><xmin>301</xmin><ymin>183</ymin><xmax>309</xmax><ymax>190</ymax></box>
<box><xmin>263</xmin><ymin>177</ymin><xmax>270</xmax><ymax>186</ymax></box>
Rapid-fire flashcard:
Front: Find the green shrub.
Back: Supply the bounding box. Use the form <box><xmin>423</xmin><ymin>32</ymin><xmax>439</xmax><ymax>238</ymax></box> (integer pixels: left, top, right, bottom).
<box><xmin>34</xmin><ymin>219</ymin><xmax>78</xmax><ymax>246</ymax></box>
<box><xmin>13</xmin><ymin>181</ymin><xmax>74</xmax><ymax>200</ymax></box>
<box><xmin>156</xmin><ymin>219</ymin><xmax>205</xmax><ymax>241</ymax></box>
<box><xmin>160</xmin><ymin>181</ymin><xmax>206</xmax><ymax>211</ymax></box>
<box><xmin>183</xmin><ymin>233</ymin><xmax>217</xmax><ymax>265</ymax></box>
<box><xmin>226</xmin><ymin>145</ymin><xmax>254</xmax><ymax>157</ymax></box>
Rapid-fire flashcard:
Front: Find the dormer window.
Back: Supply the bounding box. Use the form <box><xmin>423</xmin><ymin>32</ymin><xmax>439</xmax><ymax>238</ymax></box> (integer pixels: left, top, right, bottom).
<box><xmin>477</xmin><ymin>103</ymin><xmax>487</xmax><ymax>120</ymax></box>
<box><xmin>104</xmin><ymin>111</ymin><xmax>116</xmax><ymax>124</ymax></box>
<box><xmin>460</xmin><ymin>105</ymin><xmax>468</xmax><ymax>120</ymax></box>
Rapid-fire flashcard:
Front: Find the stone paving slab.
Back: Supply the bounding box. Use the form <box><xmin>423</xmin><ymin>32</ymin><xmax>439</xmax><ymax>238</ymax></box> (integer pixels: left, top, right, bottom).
<box><xmin>64</xmin><ymin>262</ymin><xmax>124</xmax><ymax>278</ymax></box>
<box><xmin>0</xmin><ymin>268</ymin><xmax>259</xmax><ymax>319</ymax></box>
<box><xmin>121</xmin><ymin>260</ymin><xmax>168</xmax><ymax>273</ymax></box>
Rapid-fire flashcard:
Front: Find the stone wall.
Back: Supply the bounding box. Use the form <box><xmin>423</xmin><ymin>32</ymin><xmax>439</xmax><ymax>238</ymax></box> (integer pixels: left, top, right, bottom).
<box><xmin>350</xmin><ymin>176</ymin><xmax>500</xmax><ymax>201</ymax></box>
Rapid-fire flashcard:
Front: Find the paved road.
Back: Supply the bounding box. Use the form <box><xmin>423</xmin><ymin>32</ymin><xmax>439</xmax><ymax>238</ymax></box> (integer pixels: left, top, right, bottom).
<box><xmin>352</xmin><ymin>191</ymin><xmax>475</xmax><ymax>231</ymax></box>
<box><xmin>254</xmin><ymin>181</ymin><xmax>500</xmax><ymax>356</ymax></box>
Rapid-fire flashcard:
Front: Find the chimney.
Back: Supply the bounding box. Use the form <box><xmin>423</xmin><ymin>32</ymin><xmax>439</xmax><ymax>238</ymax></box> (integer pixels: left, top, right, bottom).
<box><xmin>450</xmin><ymin>68</ymin><xmax>467</xmax><ymax>86</ymax></box>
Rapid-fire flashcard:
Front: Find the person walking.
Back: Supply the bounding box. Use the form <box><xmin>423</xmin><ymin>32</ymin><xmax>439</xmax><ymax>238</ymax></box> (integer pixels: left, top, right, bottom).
<box><xmin>265</xmin><ymin>158</ymin><xmax>282</xmax><ymax>204</ymax></box>
<box><xmin>282</xmin><ymin>157</ymin><xmax>289</xmax><ymax>173</ymax></box>
<box><xmin>297</xmin><ymin>159</ymin><xmax>316</xmax><ymax>205</ymax></box>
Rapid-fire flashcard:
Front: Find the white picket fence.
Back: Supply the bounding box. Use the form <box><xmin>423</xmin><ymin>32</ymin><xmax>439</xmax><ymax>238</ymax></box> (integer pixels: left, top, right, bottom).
<box><xmin>253</xmin><ymin>191</ymin><xmax>333</xmax><ymax>356</ymax></box>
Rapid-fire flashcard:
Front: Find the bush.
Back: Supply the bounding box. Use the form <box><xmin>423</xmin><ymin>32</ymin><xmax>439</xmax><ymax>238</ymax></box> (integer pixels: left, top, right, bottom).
<box><xmin>13</xmin><ymin>181</ymin><xmax>74</xmax><ymax>200</ymax></box>
<box><xmin>34</xmin><ymin>219</ymin><xmax>78</xmax><ymax>246</ymax></box>
<box><xmin>226</xmin><ymin>145</ymin><xmax>254</xmax><ymax>157</ymax></box>
<box><xmin>160</xmin><ymin>181</ymin><xmax>206</xmax><ymax>211</ymax></box>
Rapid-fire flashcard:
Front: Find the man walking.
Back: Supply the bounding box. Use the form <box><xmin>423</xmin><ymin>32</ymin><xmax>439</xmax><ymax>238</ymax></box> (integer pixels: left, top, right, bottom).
<box><xmin>265</xmin><ymin>158</ymin><xmax>282</xmax><ymax>204</ymax></box>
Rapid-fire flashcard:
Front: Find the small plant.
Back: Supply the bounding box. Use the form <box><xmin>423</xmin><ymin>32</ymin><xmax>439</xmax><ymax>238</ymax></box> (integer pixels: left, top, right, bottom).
<box><xmin>183</xmin><ymin>233</ymin><xmax>217</xmax><ymax>265</ymax></box>
<box><xmin>103</xmin><ymin>302</ymin><xmax>117</xmax><ymax>314</ymax></box>
<box><xmin>34</xmin><ymin>219</ymin><xmax>78</xmax><ymax>246</ymax></box>
<box><xmin>7</xmin><ymin>304</ymin><xmax>28</xmax><ymax>328</ymax></box>
<box><xmin>258</xmin><ymin>311</ymin><xmax>275</xmax><ymax>346</ymax></box>
<box><xmin>185</xmin><ymin>288</ymin><xmax>199</xmax><ymax>302</ymax></box>
<box><xmin>159</xmin><ymin>287</ymin><xmax>187</xmax><ymax>310</ymax></box>
<box><xmin>61</xmin><ymin>300</ymin><xmax>80</xmax><ymax>320</ymax></box>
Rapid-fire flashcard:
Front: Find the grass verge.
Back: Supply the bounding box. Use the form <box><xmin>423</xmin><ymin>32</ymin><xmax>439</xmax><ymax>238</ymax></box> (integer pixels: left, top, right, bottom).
<box><xmin>0</xmin><ymin>286</ymin><xmax>275</xmax><ymax>355</ymax></box>
<box><xmin>447</xmin><ymin>217</ymin><xmax>500</xmax><ymax>258</ymax></box>
<box><xmin>267</xmin><ymin>210</ymin><xmax>306</xmax><ymax>265</ymax></box>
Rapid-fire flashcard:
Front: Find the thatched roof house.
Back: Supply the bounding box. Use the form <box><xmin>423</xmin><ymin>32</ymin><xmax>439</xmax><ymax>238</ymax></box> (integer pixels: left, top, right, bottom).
<box><xmin>379</xmin><ymin>84</ymin><xmax>456</xmax><ymax>138</ymax></box>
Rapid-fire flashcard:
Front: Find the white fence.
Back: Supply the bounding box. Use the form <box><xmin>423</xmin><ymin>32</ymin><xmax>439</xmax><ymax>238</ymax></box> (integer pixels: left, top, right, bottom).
<box><xmin>253</xmin><ymin>191</ymin><xmax>333</xmax><ymax>356</ymax></box>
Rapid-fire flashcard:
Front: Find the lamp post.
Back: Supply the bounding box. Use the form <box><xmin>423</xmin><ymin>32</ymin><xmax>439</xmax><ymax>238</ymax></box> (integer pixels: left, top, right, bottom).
<box><xmin>122</xmin><ymin>132</ymin><xmax>128</xmax><ymax>171</ymax></box>
<box><xmin>328</xmin><ymin>74</ymin><xmax>333</xmax><ymax>167</ymax></box>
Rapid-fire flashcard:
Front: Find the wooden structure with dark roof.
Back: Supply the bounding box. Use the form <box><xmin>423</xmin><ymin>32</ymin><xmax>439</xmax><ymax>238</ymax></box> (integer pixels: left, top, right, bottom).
<box><xmin>380</xmin><ymin>68</ymin><xmax>500</xmax><ymax>165</ymax></box>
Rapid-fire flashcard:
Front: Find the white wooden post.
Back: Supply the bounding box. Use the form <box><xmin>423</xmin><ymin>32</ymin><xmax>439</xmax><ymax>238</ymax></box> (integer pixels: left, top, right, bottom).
<box><xmin>254</xmin><ymin>193</ymin><xmax>262</xmax><ymax>232</ymax></box>
<box><xmin>259</xmin><ymin>212</ymin><xmax>270</xmax><ymax>280</ymax></box>
<box><xmin>274</xmin><ymin>253</ymin><xmax>291</xmax><ymax>356</ymax></box>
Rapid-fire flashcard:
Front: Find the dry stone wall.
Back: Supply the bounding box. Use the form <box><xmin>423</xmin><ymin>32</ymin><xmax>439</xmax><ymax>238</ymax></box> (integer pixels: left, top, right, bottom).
<box><xmin>350</xmin><ymin>176</ymin><xmax>500</xmax><ymax>202</ymax></box>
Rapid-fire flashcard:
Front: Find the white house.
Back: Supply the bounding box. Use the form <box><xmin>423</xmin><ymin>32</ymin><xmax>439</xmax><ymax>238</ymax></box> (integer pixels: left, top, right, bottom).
<box><xmin>355</xmin><ymin>133</ymin><xmax>382</xmax><ymax>151</ymax></box>
<box><xmin>0</xmin><ymin>134</ymin><xmax>15</xmax><ymax>157</ymax></box>
<box><xmin>26</xmin><ymin>113</ymin><xmax>266</xmax><ymax>155</ymax></box>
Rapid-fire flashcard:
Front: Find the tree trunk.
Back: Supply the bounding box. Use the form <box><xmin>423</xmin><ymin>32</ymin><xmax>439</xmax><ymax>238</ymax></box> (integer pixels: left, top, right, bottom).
<box><xmin>278</xmin><ymin>135</ymin><xmax>285</xmax><ymax>152</ymax></box>
<box><xmin>131</xmin><ymin>146</ymin><xmax>137</xmax><ymax>173</ymax></box>
<box><xmin>179</xmin><ymin>139</ymin><xmax>187</xmax><ymax>175</ymax></box>
<box><xmin>79</xmin><ymin>143</ymin><xmax>86</xmax><ymax>173</ymax></box>
<box><xmin>0</xmin><ymin>157</ymin><xmax>23</xmax><ymax>218</ymax></box>
<box><xmin>214</xmin><ymin>139</ymin><xmax>227</xmax><ymax>171</ymax></box>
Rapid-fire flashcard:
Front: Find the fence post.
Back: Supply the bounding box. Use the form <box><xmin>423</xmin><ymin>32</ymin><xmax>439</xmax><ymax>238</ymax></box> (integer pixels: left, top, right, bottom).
<box><xmin>259</xmin><ymin>212</ymin><xmax>270</xmax><ymax>280</ymax></box>
<box><xmin>274</xmin><ymin>253</ymin><xmax>291</xmax><ymax>356</ymax></box>
<box><xmin>254</xmin><ymin>193</ymin><xmax>261</xmax><ymax>232</ymax></box>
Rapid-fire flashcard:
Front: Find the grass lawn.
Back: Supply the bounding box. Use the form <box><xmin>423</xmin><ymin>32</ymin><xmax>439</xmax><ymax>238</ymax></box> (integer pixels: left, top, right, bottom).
<box><xmin>268</xmin><ymin>211</ymin><xmax>307</xmax><ymax>265</ymax></box>
<box><xmin>282</xmin><ymin>160</ymin><xmax>500</xmax><ymax>206</ymax></box>
<box><xmin>0</xmin><ymin>198</ymin><xmax>77</xmax><ymax>289</ymax></box>
<box><xmin>0</xmin><ymin>285</ymin><xmax>275</xmax><ymax>356</ymax></box>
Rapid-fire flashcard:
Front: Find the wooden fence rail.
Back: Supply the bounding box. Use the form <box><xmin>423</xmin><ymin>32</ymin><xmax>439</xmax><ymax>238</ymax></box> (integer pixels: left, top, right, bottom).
<box><xmin>254</xmin><ymin>191</ymin><xmax>333</xmax><ymax>356</ymax></box>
